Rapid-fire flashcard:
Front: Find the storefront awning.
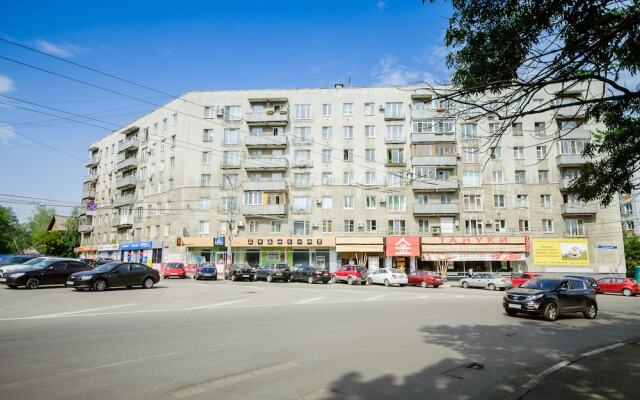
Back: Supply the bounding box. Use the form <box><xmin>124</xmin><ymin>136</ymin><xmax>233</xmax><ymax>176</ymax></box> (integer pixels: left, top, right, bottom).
<box><xmin>177</xmin><ymin>237</ymin><xmax>215</xmax><ymax>247</ymax></box>
<box><xmin>336</xmin><ymin>244</ymin><xmax>384</xmax><ymax>253</ymax></box>
<box><xmin>422</xmin><ymin>253</ymin><xmax>525</xmax><ymax>262</ymax></box>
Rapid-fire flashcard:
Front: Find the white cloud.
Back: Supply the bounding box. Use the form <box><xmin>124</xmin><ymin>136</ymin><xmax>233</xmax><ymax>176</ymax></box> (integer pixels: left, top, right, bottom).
<box><xmin>34</xmin><ymin>39</ymin><xmax>85</xmax><ymax>58</ymax></box>
<box><xmin>371</xmin><ymin>54</ymin><xmax>438</xmax><ymax>86</ymax></box>
<box><xmin>0</xmin><ymin>75</ymin><xmax>15</xmax><ymax>93</ymax></box>
<box><xmin>376</xmin><ymin>1</ymin><xmax>386</xmax><ymax>11</ymax></box>
<box><xmin>0</xmin><ymin>123</ymin><xmax>16</xmax><ymax>144</ymax></box>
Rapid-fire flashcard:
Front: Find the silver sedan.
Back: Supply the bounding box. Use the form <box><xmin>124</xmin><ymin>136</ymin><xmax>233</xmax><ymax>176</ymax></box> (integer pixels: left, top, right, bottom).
<box><xmin>460</xmin><ymin>273</ymin><xmax>512</xmax><ymax>291</ymax></box>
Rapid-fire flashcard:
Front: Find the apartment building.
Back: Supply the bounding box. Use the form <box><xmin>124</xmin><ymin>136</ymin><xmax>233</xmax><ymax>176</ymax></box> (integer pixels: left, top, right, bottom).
<box><xmin>76</xmin><ymin>84</ymin><xmax>625</xmax><ymax>275</ymax></box>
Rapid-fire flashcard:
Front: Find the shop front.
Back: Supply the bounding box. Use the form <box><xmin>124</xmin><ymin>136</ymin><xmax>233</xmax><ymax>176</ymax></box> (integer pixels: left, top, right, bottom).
<box><xmin>97</xmin><ymin>244</ymin><xmax>120</xmax><ymax>260</ymax></box>
<box><xmin>177</xmin><ymin>236</ymin><xmax>227</xmax><ymax>269</ymax></box>
<box><xmin>75</xmin><ymin>245</ymin><xmax>97</xmax><ymax>260</ymax></box>
<box><xmin>120</xmin><ymin>240</ymin><xmax>164</xmax><ymax>268</ymax></box>
<box><xmin>385</xmin><ymin>236</ymin><xmax>421</xmax><ymax>273</ymax></box>
<box><xmin>335</xmin><ymin>237</ymin><xmax>385</xmax><ymax>272</ymax></box>
<box><xmin>420</xmin><ymin>236</ymin><xmax>529</xmax><ymax>274</ymax></box>
<box><xmin>231</xmin><ymin>236</ymin><xmax>336</xmax><ymax>271</ymax></box>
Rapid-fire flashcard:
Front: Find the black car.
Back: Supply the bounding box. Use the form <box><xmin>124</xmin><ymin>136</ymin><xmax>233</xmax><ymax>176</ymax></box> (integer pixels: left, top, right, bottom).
<box><xmin>290</xmin><ymin>266</ymin><xmax>330</xmax><ymax>284</ymax></box>
<box><xmin>564</xmin><ymin>275</ymin><xmax>601</xmax><ymax>294</ymax></box>
<box><xmin>254</xmin><ymin>264</ymin><xmax>291</xmax><ymax>282</ymax></box>
<box><xmin>503</xmin><ymin>278</ymin><xmax>598</xmax><ymax>321</ymax></box>
<box><xmin>2</xmin><ymin>258</ymin><xmax>92</xmax><ymax>289</ymax></box>
<box><xmin>0</xmin><ymin>254</ymin><xmax>40</xmax><ymax>266</ymax></box>
<box><xmin>227</xmin><ymin>264</ymin><xmax>256</xmax><ymax>281</ymax></box>
<box><xmin>67</xmin><ymin>262</ymin><xmax>160</xmax><ymax>291</ymax></box>
<box><xmin>81</xmin><ymin>258</ymin><xmax>114</xmax><ymax>268</ymax></box>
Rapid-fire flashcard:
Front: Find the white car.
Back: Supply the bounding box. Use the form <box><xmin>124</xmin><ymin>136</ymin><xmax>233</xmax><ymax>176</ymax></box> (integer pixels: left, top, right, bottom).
<box><xmin>0</xmin><ymin>257</ymin><xmax>46</xmax><ymax>280</ymax></box>
<box><xmin>460</xmin><ymin>273</ymin><xmax>512</xmax><ymax>291</ymax></box>
<box><xmin>367</xmin><ymin>268</ymin><xmax>408</xmax><ymax>287</ymax></box>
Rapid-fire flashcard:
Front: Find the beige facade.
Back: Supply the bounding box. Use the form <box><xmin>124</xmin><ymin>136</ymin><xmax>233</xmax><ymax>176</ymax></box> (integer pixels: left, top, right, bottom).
<box><xmin>78</xmin><ymin>84</ymin><xmax>625</xmax><ymax>274</ymax></box>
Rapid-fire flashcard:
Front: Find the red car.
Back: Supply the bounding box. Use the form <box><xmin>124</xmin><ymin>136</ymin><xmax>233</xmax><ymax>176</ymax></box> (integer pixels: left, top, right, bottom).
<box><xmin>511</xmin><ymin>273</ymin><xmax>540</xmax><ymax>287</ymax></box>
<box><xmin>408</xmin><ymin>270</ymin><xmax>444</xmax><ymax>288</ymax></box>
<box><xmin>597</xmin><ymin>277</ymin><xmax>639</xmax><ymax>296</ymax></box>
<box><xmin>331</xmin><ymin>265</ymin><xmax>368</xmax><ymax>285</ymax></box>
<box><xmin>163</xmin><ymin>263</ymin><xmax>187</xmax><ymax>279</ymax></box>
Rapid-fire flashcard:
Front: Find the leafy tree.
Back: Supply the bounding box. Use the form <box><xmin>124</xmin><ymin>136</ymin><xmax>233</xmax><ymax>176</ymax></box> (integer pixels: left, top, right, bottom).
<box><xmin>0</xmin><ymin>206</ymin><xmax>26</xmax><ymax>253</ymax></box>
<box><xmin>32</xmin><ymin>208</ymin><xmax>80</xmax><ymax>257</ymax></box>
<box><xmin>623</xmin><ymin>233</ymin><xmax>640</xmax><ymax>278</ymax></box>
<box><xmin>26</xmin><ymin>205</ymin><xmax>55</xmax><ymax>240</ymax></box>
<box><xmin>423</xmin><ymin>0</ymin><xmax>639</xmax><ymax>205</ymax></box>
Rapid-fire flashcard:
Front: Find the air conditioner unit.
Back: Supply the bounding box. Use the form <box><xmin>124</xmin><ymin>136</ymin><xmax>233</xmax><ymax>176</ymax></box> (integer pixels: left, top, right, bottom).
<box><xmin>236</xmin><ymin>221</ymin><xmax>244</xmax><ymax>227</ymax></box>
<box><xmin>315</xmin><ymin>198</ymin><xmax>322</xmax><ymax>204</ymax></box>
<box><xmin>312</xmin><ymin>222</ymin><xmax>319</xmax><ymax>228</ymax></box>
<box><xmin>485</xmin><ymin>219</ymin><xmax>493</xmax><ymax>225</ymax></box>
<box><xmin>357</xmin><ymin>221</ymin><xmax>364</xmax><ymax>228</ymax></box>
<box><xmin>216</xmin><ymin>107</ymin><xmax>224</xmax><ymax>117</ymax></box>
<box><xmin>379</xmin><ymin>198</ymin><xmax>386</xmax><ymax>203</ymax></box>
<box><xmin>431</xmin><ymin>226</ymin><xmax>441</xmax><ymax>234</ymax></box>
<box><xmin>454</xmin><ymin>220</ymin><xmax>460</xmax><ymax>227</ymax></box>
<box><xmin>378</xmin><ymin>105</ymin><xmax>385</xmax><ymax>111</ymax></box>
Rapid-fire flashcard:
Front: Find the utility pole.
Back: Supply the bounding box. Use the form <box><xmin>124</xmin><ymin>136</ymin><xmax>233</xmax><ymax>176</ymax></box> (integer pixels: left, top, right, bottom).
<box><xmin>222</xmin><ymin>175</ymin><xmax>238</xmax><ymax>279</ymax></box>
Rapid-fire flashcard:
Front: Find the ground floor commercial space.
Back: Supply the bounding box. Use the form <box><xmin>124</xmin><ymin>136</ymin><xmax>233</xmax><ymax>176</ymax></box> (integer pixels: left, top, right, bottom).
<box><xmin>175</xmin><ymin>236</ymin><xmax>227</xmax><ymax>268</ymax></box>
<box><xmin>336</xmin><ymin>237</ymin><xmax>386</xmax><ymax>272</ymax></box>
<box><xmin>231</xmin><ymin>236</ymin><xmax>336</xmax><ymax>271</ymax></box>
<box><xmin>119</xmin><ymin>240</ymin><xmax>164</xmax><ymax>267</ymax></box>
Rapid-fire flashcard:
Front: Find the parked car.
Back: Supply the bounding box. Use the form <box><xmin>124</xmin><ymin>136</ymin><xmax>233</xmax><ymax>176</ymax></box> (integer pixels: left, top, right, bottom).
<box><xmin>332</xmin><ymin>265</ymin><xmax>368</xmax><ymax>285</ymax></box>
<box><xmin>0</xmin><ymin>254</ymin><xmax>40</xmax><ymax>266</ymax></box>
<box><xmin>67</xmin><ymin>262</ymin><xmax>159</xmax><ymax>291</ymax></box>
<box><xmin>564</xmin><ymin>275</ymin><xmax>600</xmax><ymax>294</ymax></box>
<box><xmin>254</xmin><ymin>264</ymin><xmax>291</xmax><ymax>282</ymax></box>
<box><xmin>0</xmin><ymin>257</ymin><xmax>47</xmax><ymax>278</ymax></box>
<box><xmin>81</xmin><ymin>258</ymin><xmax>114</xmax><ymax>268</ymax></box>
<box><xmin>194</xmin><ymin>263</ymin><xmax>217</xmax><ymax>280</ymax></box>
<box><xmin>227</xmin><ymin>264</ymin><xmax>256</xmax><ymax>281</ymax></box>
<box><xmin>290</xmin><ymin>266</ymin><xmax>330</xmax><ymax>284</ymax></box>
<box><xmin>503</xmin><ymin>278</ymin><xmax>598</xmax><ymax>321</ymax></box>
<box><xmin>2</xmin><ymin>258</ymin><xmax>92</xmax><ymax>289</ymax></box>
<box><xmin>511</xmin><ymin>272</ymin><xmax>540</xmax><ymax>287</ymax></box>
<box><xmin>408</xmin><ymin>270</ymin><xmax>444</xmax><ymax>288</ymax></box>
<box><xmin>163</xmin><ymin>263</ymin><xmax>187</xmax><ymax>279</ymax></box>
<box><xmin>597</xmin><ymin>277</ymin><xmax>639</xmax><ymax>296</ymax></box>
<box><xmin>367</xmin><ymin>268</ymin><xmax>408</xmax><ymax>287</ymax></box>
<box><xmin>460</xmin><ymin>273</ymin><xmax>512</xmax><ymax>291</ymax></box>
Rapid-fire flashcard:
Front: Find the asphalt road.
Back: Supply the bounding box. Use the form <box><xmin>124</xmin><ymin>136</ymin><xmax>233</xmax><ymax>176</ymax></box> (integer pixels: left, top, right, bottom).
<box><xmin>1</xmin><ymin>279</ymin><xmax>639</xmax><ymax>400</ymax></box>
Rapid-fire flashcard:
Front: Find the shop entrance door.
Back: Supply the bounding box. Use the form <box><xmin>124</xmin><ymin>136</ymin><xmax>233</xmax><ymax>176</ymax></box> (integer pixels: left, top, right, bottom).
<box><xmin>394</xmin><ymin>257</ymin><xmax>407</xmax><ymax>273</ymax></box>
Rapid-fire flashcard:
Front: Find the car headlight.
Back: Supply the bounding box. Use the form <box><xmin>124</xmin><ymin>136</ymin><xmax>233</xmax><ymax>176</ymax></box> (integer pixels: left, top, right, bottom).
<box><xmin>9</xmin><ymin>272</ymin><xmax>25</xmax><ymax>278</ymax></box>
<box><xmin>80</xmin><ymin>275</ymin><xmax>93</xmax><ymax>281</ymax></box>
<box><xmin>527</xmin><ymin>293</ymin><xmax>545</xmax><ymax>301</ymax></box>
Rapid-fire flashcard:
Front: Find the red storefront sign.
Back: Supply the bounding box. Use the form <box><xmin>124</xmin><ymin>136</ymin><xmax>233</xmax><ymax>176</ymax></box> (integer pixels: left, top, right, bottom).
<box><xmin>386</xmin><ymin>236</ymin><xmax>420</xmax><ymax>256</ymax></box>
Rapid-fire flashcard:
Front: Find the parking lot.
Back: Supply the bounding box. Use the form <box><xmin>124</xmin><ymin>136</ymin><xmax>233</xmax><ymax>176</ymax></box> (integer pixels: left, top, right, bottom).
<box><xmin>1</xmin><ymin>279</ymin><xmax>639</xmax><ymax>399</ymax></box>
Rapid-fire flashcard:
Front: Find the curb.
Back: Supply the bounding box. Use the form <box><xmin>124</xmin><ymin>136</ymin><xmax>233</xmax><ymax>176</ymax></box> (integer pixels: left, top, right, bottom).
<box><xmin>508</xmin><ymin>339</ymin><xmax>640</xmax><ymax>400</ymax></box>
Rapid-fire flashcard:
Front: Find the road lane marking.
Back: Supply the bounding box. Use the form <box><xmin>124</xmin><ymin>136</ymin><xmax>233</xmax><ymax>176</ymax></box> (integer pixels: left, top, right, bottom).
<box><xmin>580</xmin><ymin>342</ymin><xmax>625</xmax><ymax>357</ymax></box>
<box><xmin>166</xmin><ymin>360</ymin><xmax>300</xmax><ymax>399</ymax></box>
<box><xmin>17</xmin><ymin>303</ymin><xmax>138</xmax><ymax>319</ymax></box>
<box><xmin>364</xmin><ymin>294</ymin><xmax>386</xmax><ymax>301</ymax></box>
<box><xmin>295</xmin><ymin>297</ymin><xmax>325</xmax><ymax>304</ymax></box>
<box><xmin>195</xmin><ymin>299</ymin><xmax>248</xmax><ymax>310</ymax></box>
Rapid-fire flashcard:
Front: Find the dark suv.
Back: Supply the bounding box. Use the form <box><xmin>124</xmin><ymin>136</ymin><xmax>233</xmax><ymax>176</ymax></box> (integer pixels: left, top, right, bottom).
<box><xmin>503</xmin><ymin>278</ymin><xmax>598</xmax><ymax>321</ymax></box>
<box><xmin>254</xmin><ymin>264</ymin><xmax>291</xmax><ymax>282</ymax></box>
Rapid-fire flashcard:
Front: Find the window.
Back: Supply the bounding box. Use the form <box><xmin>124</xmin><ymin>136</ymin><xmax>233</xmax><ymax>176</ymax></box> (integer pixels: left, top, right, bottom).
<box><xmin>366</xmin><ymin>219</ymin><xmax>377</xmax><ymax>232</ymax></box>
<box><xmin>343</xmin><ymin>195</ymin><xmax>354</xmax><ymax>209</ymax></box>
<box><xmin>494</xmin><ymin>195</ymin><xmax>505</xmax><ymax>208</ymax></box>
<box><xmin>366</xmin><ymin>196</ymin><xmax>377</xmax><ymax>209</ymax></box>
<box><xmin>271</xmin><ymin>221</ymin><xmax>282</xmax><ymax>234</ymax></box>
<box><xmin>440</xmin><ymin>194</ymin><xmax>452</xmax><ymax>204</ymax></box>
<box><xmin>534</xmin><ymin>122</ymin><xmax>545</xmax><ymax>134</ymax></box>
<box><xmin>223</xmin><ymin>128</ymin><xmax>240</xmax><ymax>145</ymax></box>
<box><xmin>249</xmin><ymin>220</ymin><xmax>260</xmax><ymax>233</ymax></box>
<box><xmin>293</xmin><ymin>196</ymin><xmax>311</xmax><ymax>213</ymax></box>
<box><xmin>536</xmin><ymin>146</ymin><xmax>548</xmax><ymax>160</ymax></box>
<box><xmin>322</xmin><ymin>149</ymin><xmax>332</xmax><ymax>163</ymax></box>
<box><xmin>164</xmin><ymin>224</ymin><xmax>170</xmax><ymax>237</ymax></box>
<box><xmin>322</xmin><ymin>103</ymin><xmax>332</xmax><ymax>117</ymax></box>
<box><xmin>170</xmin><ymin>113</ymin><xmax>177</xmax><ymax>126</ymax></box>
<box><xmin>516</xmin><ymin>194</ymin><xmax>529</xmax><ymax>207</ymax></box>
<box><xmin>532</xmin><ymin>98</ymin><xmax>543</xmax><ymax>108</ymax></box>
<box><xmin>293</xmin><ymin>220</ymin><xmax>310</xmax><ymax>236</ymax></box>
<box><xmin>542</xmin><ymin>219</ymin><xmax>554</xmax><ymax>233</ymax></box>
<box><xmin>518</xmin><ymin>220</ymin><xmax>530</xmax><ymax>232</ymax></box>
<box><xmin>204</xmin><ymin>106</ymin><xmax>217</xmax><ymax>118</ymax></box>
<box><xmin>538</xmin><ymin>170</ymin><xmax>549</xmax><ymax>183</ymax></box>
<box><xmin>293</xmin><ymin>173</ymin><xmax>311</xmax><ymax>188</ymax></box>
<box><xmin>322</xmin><ymin>126</ymin><xmax>333</xmax><ymax>140</ymax></box>
<box><xmin>462</xmin><ymin>147</ymin><xmax>480</xmax><ymax>163</ymax></box>
<box><xmin>294</xmin><ymin>150</ymin><xmax>311</xmax><ymax>164</ymax></box>
<box><xmin>202</xmin><ymin>129</ymin><xmax>213</xmax><ymax>142</ymax></box>
<box><xmin>364</xmin><ymin>125</ymin><xmax>376</xmax><ymax>138</ymax></box>
<box><xmin>294</xmin><ymin>127</ymin><xmax>312</xmax><ymax>144</ymax></box>
<box><xmin>322</xmin><ymin>173</ymin><xmax>332</xmax><ymax>185</ymax></box>
<box><xmin>343</xmin><ymin>126</ymin><xmax>354</xmax><ymax>139</ymax></box>
<box><xmin>365</xmin><ymin>148</ymin><xmax>376</xmax><ymax>162</ymax></box>
<box><xmin>387</xmin><ymin>172</ymin><xmax>404</xmax><ymax>187</ymax></box>
<box><xmin>512</xmin><ymin>122</ymin><xmax>523</xmax><ymax>136</ymax></box>
<box><xmin>416</xmin><ymin>194</ymin><xmax>429</xmax><ymax>204</ymax></box>
<box><xmin>559</xmin><ymin>139</ymin><xmax>589</xmax><ymax>155</ymax></box>
<box><xmin>388</xmin><ymin>220</ymin><xmax>406</xmax><ymax>235</ymax></box>
<box><xmin>343</xmin><ymin>171</ymin><xmax>354</xmax><ymax>185</ymax></box>
<box><xmin>200</xmin><ymin>197</ymin><xmax>211</xmax><ymax>210</ymax></box>
<box><xmin>541</xmin><ymin>194</ymin><xmax>552</xmax><ymax>208</ymax></box>
<box><xmin>386</xmin><ymin>125</ymin><xmax>404</xmax><ymax>142</ymax></box>
<box><xmin>385</xmin><ymin>102</ymin><xmax>403</xmax><ymax>118</ymax></box>
<box><xmin>387</xmin><ymin>148</ymin><xmax>404</xmax><ymax>164</ymax></box>
<box><xmin>414</xmin><ymin>166</ymin><xmax>436</xmax><ymax>178</ymax></box>
<box><xmin>494</xmin><ymin>219</ymin><xmax>506</xmax><ymax>232</ymax></box>
<box><xmin>344</xmin><ymin>220</ymin><xmax>355</xmax><ymax>233</ymax></box>
<box><xmin>492</xmin><ymin>171</ymin><xmax>504</xmax><ymax>184</ymax></box>
<box><xmin>343</xmin><ymin>149</ymin><xmax>354</xmax><ymax>162</ymax></box>
<box><xmin>322</xmin><ymin>220</ymin><xmax>333</xmax><ymax>233</ymax></box>
<box><xmin>198</xmin><ymin>220</ymin><xmax>210</xmax><ymax>234</ymax></box>
<box><xmin>460</xmin><ymin>124</ymin><xmax>477</xmax><ymax>139</ymax></box>
<box><xmin>321</xmin><ymin>196</ymin><xmax>333</xmax><ymax>209</ymax></box>
<box><xmin>622</xmin><ymin>203</ymin><xmax>633</xmax><ymax>216</ymax></box>
<box><xmin>162</xmin><ymin>118</ymin><xmax>167</xmax><ymax>130</ymax></box>
<box><xmin>224</xmin><ymin>105</ymin><xmax>241</xmax><ymax>122</ymax></box>
<box><xmin>565</xmin><ymin>219</ymin><xmax>585</xmax><ymax>236</ymax></box>
<box><xmin>143</xmin><ymin>128</ymin><xmax>149</xmax><ymax>142</ymax></box>
<box><xmin>387</xmin><ymin>195</ymin><xmax>406</xmax><ymax>212</ymax></box>
<box><xmin>413</xmin><ymin>119</ymin><xmax>455</xmax><ymax>134</ymax></box>
<box><xmin>364</xmin><ymin>102</ymin><xmax>375</xmax><ymax>115</ymax></box>
<box><xmin>343</xmin><ymin>103</ymin><xmax>353</xmax><ymax>116</ymax></box>
<box><xmin>463</xmin><ymin>195</ymin><xmax>482</xmax><ymax>211</ymax></box>
<box><xmin>625</xmin><ymin>220</ymin><xmax>635</xmax><ymax>231</ymax></box>
<box><xmin>365</xmin><ymin>171</ymin><xmax>377</xmax><ymax>185</ymax></box>
<box><xmin>515</xmin><ymin>170</ymin><xmax>526</xmax><ymax>184</ymax></box>
<box><xmin>491</xmin><ymin>146</ymin><xmax>502</xmax><ymax>159</ymax></box>
<box><xmin>418</xmin><ymin>219</ymin><xmax>429</xmax><ymax>233</ymax></box>
<box><xmin>222</xmin><ymin>174</ymin><xmax>238</xmax><ymax>190</ymax></box>
<box><xmin>243</xmin><ymin>191</ymin><xmax>261</xmax><ymax>205</ymax></box>
<box><xmin>463</xmin><ymin>171</ymin><xmax>481</xmax><ymax>187</ymax></box>
<box><xmin>295</xmin><ymin>104</ymin><xmax>312</xmax><ymax>120</ymax></box>
<box><xmin>513</xmin><ymin>147</ymin><xmax>525</xmax><ymax>159</ymax></box>
<box><xmin>200</xmin><ymin>174</ymin><xmax>212</xmax><ymax>186</ymax></box>
<box><xmin>201</xmin><ymin>151</ymin><xmax>212</xmax><ymax>164</ymax></box>
<box><xmin>465</xmin><ymin>220</ymin><xmax>483</xmax><ymax>235</ymax></box>
<box><xmin>221</xmin><ymin>197</ymin><xmax>237</xmax><ymax>211</ymax></box>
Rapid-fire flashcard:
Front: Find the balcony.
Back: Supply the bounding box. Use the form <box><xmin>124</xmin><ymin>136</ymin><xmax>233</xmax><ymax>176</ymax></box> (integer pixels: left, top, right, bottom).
<box><xmin>561</xmin><ymin>203</ymin><xmax>598</xmax><ymax>215</ymax></box>
<box><xmin>221</xmin><ymin>160</ymin><xmax>242</xmax><ymax>169</ymax></box>
<box><xmin>411</xmin><ymin>133</ymin><xmax>456</xmax><ymax>143</ymax></box>
<box><xmin>118</xmin><ymin>137</ymin><xmax>139</xmax><ymax>152</ymax></box>
<box><xmin>412</xmin><ymin>179</ymin><xmax>458</xmax><ymax>191</ymax></box>
<box><xmin>559</xmin><ymin>129</ymin><xmax>591</xmax><ymax>140</ymax></box>
<box><xmin>413</xmin><ymin>203</ymin><xmax>459</xmax><ymax>215</ymax></box>
<box><xmin>556</xmin><ymin>153</ymin><xmax>587</xmax><ymax>167</ymax></box>
<box><xmin>410</xmin><ymin>108</ymin><xmax>433</xmax><ymax>119</ymax></box>
<box><xmin>245</xmin><ymin>135</ymin><xmax>288</xmax><ymax>148</ymax></box>
<box><xmin>116</xmin><ymin>175</ymin><xmax>137</xmax><ymax>190</ymax></box>
<box><xmin>385</xmin><ymin>136</ymin><xmax>406</xmax><ymax>144</ymax></box>
<box><xmin>384</xmin><ymin>113</ymin><xmax>405</xmax><ymax>121</ymax></box>
<box><xmin>386</xmin><ymin>160</ymin><xmax>406</xmax><ymax>167</ymax></box>
<box><xmin>117</xmin><ymin>157</ymin><xmax>138</xmax><ymax>171</ymax></box>
<box><xmin>83</xmin><ymin>174</ymin><xmax>98</xmax><ymax>183</ymax></box>
<box><xmin>412</xmin><ymin>155</ymin><xmax>457</xmax><ymax>166</ymax></box>
<box><xmin>111</xmin><ymin>215</ymin><xmax>134</xmax><ymax>227</ymax></box>
<box><xmin>81</xmin><ymin>189</ymin><xmax>96</xmax><ymax>199</ymax></box>
<box><xmin>78</xmin><ymin>224</ymin><xmax>93</xmax><ymax>233</ymax></box>
<box><xmin>244</xmin><ymin>158</ymin><xmax>288</xmax><ymax>170</ymax></box>
<box><xmin>85</xmin><ymin>156</ymin><xmax>100</xmax><ymax>167</ymax></box>
<box><xmin>245</xmin><ymin>110</ymin><xmax>289</xmax><ymax>126</ymax></box>
<box><xmin>292</xmin><ymin>159</ymin><xmax>313</xmax><ymax>168</ymax></box>
<box><xmin>555</xmin><ymin>104</ymin><xmax>586</xmax><ymax>118</ymax></box>
<box><xmin>113</xmin><ymin>195</ymin><xmax>134</xmax><ymax>208</ymax></box>
<box><xmin>243</xmin><ymin>180</ymin><xmax>287</xmax><ymax>192</ymax></box>
<box><xmin>242</xmin><ymin>204</ymin><xmax>287</xmax><ymax>216</ymax></box>
<box><xmin>558</xmin><ymin>177</ymin><xmax>577</xmax><ymax>190</ymax></box>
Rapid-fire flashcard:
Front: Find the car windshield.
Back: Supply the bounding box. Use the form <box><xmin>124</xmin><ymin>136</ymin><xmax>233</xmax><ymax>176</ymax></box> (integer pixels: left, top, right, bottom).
<box><xmin>167</xmin><ymin>263</ymin><xmax>183</xmax><ymax>268</ymax></box>
<box><xmin>92</xmin><ymin>263</ymin><xmax>119</xmax><ymax>272</ymax></box>
<box><xmin>390</xmin><ymin>268</ymin><xmax>403</xmax><ymax>273</ymax></box>
<box><xmin>520</xmin><ymin>279</ymin><xmax>559</xmax><ymax>290</ymax></box>
<box><xmin>23</xmin><ymin>257</ymin><xmax>45</xmax><ymax>265</ymax></box>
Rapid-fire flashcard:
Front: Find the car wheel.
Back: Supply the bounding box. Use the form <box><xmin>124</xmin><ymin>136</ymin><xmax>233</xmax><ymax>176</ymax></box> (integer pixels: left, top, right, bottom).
<box><xmin>367</xmin><ymin>278</ymin><xmax>373</xmax><ymax>285</ymax></box>
<box><xmin>583</xmin><ymin>302</ymin><xmax>597</xmax><ymax>319</ymax></box>
<box><xmin>126</xmin><ymin>285</ymin><xmax>133</xmax><ymax>289</ymax></box>
<box><xmin>622</xmin><ymin>288</ymin><xmax>632</xmax><ymax>297</ymax></box>
<box><xmin>267</xmin><ymin>274</ymin><xmax>273</xmax><ymax>283</ymax></box>
<box><xmin>505</xmin><ymin>309</ymin><xmax>518</xmax><ymax>316</ymax></box>
<box><xmin>421</xmin><ymin>281</ymin><xmax>427</xmax><ymax>289</ymax></box>
<box><xmin>94</xmin><ymin>279</ymin><xmax>107</xmax><ymax>292</ymax></box>
<box><xmin>331</xmin><ymin>275</ymin><xmax>337</xmax><ymax>283</ymax></box>
<box><xmin>163</xmin><ymin>276</ymin><xmax>168</xmax><ymax>279</ymax></box>
<box><xmin>488</xmin><ymin>283</ymin><xmax>496</xmax><ymax>291</ymax></box>
<box><xmin>308</xmin><ymin>276</ymin><xmax>314</xmax><ymax>284</ymax></box>
<box><xmin>384</xmin><ymin>279</ymin><xmax>390</xmax><ymax>287</ymax></box>
<box><xmin>214</xmin><ymin>276</ymin><xmax>218</xmax><ymax>281</ymax></box>
<box><xmin>347</xmin><ymin>276</ymin><xmax>354</xmax><ymax>285</ymax></box>
<box><xmin>433</xmin><ymin>285</ymin><xmax>440</xmax><ymax>289</ymax></box>
<box><xmin>323</xmin><ymin>280</ymin><xmax>328</xmax><ymax>284</ymax></box>
<box><xmin>231</xmin><ymin>274</ymin><xmax>237</xmax><ymax>282</ymax></box>
<box><xmin>25</xmin><ymin>278</ymin><xmax>40</xmax><ymax>289</ymax></box>
<box><xmin>461</xmin><ymin>281</ymin><xmax>469</xmax><ymax>289</ymax></box>
<box><xmin>360</xmin><ymin>281</ymin><xmax>366</xmax><ymax>285</ymax></box>
<box><xmin>143</xmin><ymin>277</ymin><xmax>154</xmax><ymax>289</ymax></box>
<box><xmin>542</xmin><ymin>302</ymin><xmax>558</xmax><ymax>321</ymax></box>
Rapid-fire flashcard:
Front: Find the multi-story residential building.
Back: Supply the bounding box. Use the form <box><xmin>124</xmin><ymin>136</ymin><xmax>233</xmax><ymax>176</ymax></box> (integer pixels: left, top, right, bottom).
<box><xmin>619</xmin><ymin>172</ymin><xmax>640</xmax><ymax>236</ymax></box>
<box><xmin>76</xmin><ymin>84</ymin><xmax>625</xmax><ymax>276</ymax></box>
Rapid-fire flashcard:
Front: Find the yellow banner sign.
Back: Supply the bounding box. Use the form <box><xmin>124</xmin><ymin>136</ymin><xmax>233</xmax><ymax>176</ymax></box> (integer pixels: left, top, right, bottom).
<box><xmin>532</xmin><ymin>238</ymin><xmax>590</xmax><ymax>266</ymax></box>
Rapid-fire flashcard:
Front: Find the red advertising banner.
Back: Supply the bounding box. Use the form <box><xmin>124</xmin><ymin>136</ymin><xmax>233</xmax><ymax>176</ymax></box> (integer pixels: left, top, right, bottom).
<box><xmin>386</xmin><ymin>236</ymin><xmax>421</xmax><ymax>256</ymax></box>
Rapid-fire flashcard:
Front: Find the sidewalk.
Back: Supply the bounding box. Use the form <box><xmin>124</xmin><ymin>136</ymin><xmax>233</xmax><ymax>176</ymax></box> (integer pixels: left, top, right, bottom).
<box><xmin>522</xmin><ymin>342</ymin><xmax>640</xmax><ymax>399</ymax></box>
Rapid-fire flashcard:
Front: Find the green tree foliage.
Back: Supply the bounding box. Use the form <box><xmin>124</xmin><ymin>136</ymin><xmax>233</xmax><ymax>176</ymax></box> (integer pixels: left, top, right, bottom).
<box><xmin>423</xmin><ymin>0</ymin><xmax>639</xmax><ymax>205</ymax></box>
<box><xmin>32</xmin><ymin>208</ymin><xmax>80</xmax><ymax>257</ymax></box>
<box><xmin>26</xmin><ymin>205</ymin><xmax>55</xmax><ymax>241</ymax></box>
<box><xmin>0</xmin><ymin>206</ymin><xmax>28</xmax><ymax>253</ymax></box>
<box><xmin>623</xmin><ymin>233</ymin><xmax>640</xmax><ymax>277</ymax></box>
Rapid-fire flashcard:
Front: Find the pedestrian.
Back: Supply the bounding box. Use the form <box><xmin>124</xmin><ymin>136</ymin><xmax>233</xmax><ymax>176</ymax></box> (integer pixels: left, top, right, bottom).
<box><xmin>468</xmin><ymin>268</ymin><xmax>473</xmax><ymax>278</ymax></box>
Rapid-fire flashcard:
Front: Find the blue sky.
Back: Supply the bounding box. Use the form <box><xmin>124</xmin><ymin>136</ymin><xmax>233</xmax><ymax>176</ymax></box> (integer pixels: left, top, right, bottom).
<box><xmin>0</xmin><ymin>0</ymin><xmax>452</xmax><ymax>221</ymax></box>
